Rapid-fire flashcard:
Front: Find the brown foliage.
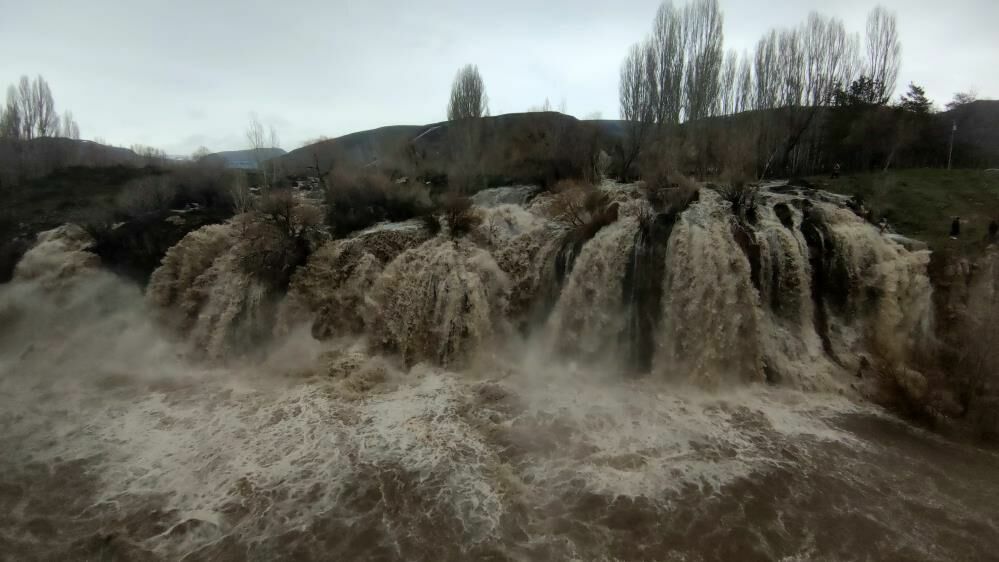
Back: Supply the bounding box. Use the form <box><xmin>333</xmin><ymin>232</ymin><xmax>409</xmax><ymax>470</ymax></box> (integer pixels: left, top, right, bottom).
<box><xmin>548</xmin><ymin>180</ymin><xmax>620</xmax><ymax>239</ymax></box>
<box><xmin>440</xmin><ymin>191</ymin><xmax>481</xmax><ymax>238</ymax></box>
<box><xmin>116</xmin><ymin>175</ymin><xmax>177</xmax><ymax>218</ymax></box>
<box><xmin>324</xmin><ymin>171</ymin><xmax>432</xmax><ymax>237</ymax></box>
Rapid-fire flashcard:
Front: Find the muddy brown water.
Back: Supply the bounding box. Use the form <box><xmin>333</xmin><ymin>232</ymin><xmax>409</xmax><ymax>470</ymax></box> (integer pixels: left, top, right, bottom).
<box><xmin>2</xmin><ymin>363</ymin><xmax>998</xmax><ymax>562</ymax></box>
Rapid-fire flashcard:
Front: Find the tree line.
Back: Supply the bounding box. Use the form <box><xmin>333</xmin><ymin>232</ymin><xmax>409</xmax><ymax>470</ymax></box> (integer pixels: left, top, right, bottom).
<box><xmin>0</xmin><ymin>75</ymin><xmax>80</xmax><ymax>141</ymax></box>
<box><xmin>615</xmin><ymin>1</ymin><xmax>985</xmax><ymax>180</ymax></box>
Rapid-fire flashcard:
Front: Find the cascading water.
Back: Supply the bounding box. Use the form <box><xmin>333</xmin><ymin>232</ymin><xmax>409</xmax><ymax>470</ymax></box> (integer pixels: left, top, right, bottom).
<box><xmin>4</xmin><ymin>181</ymin><xmax>987</xmax><ymax>562</ymax></box>
<box><xmin>654</xmin><ymin>190</ymin><xmax>764</xmax><ymax>386</ymax></box>
<box><xmin>367</xmin><ymin>237</ymin><xmax>511</xmax><ymax>367</ymax></box>
<box><xmin>147</xmin><ymin>219</ymin><xmax>272</xmax><ymax>359</ymax></box>
<box><xmin>546</xmin><ymin>216</ymin><xmax>641</xmax><ymax>364</ymax></box>
<box><xmin>279</xmin><ymin>220</ymin><xmax>430</xmax><ymax>338</ymax></box>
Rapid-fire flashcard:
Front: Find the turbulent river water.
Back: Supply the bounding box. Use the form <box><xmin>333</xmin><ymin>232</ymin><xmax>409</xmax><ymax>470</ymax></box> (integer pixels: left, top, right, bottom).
<box><xmin>1</xmin><ymin>183</ymin><xmax>998</xmax><ymax>561</ymax></box>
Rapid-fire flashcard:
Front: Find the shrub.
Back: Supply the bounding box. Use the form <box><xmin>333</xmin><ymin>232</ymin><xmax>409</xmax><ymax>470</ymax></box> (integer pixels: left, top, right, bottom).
<box><xmin>169</xmin><ymin>163</ymin><xmax>232</xmax><ymax>211</ymax></box>
<box><xmin>420</xmin><ymin>213</ymin><xmax>442</xmax><ymax>236</ymax></box>
<box><xmin>548</xmin><ymin>179</ymin><xmax>619</xmax><ymax>240</ymax></box>
<box><xmin>641</xmin><ymin>164</ymin><xmax>700</xmax><ymax>215</ymax></box>
<box><xmin>440</xmin><ymin>191</ymin><xmax>481</xmax><ymax>238</ymax></box>
<box><xmin>325</xmin><ymin>171</ymin><xmax>432</xmax><ymax>237</ymax></box>
<box><xmin>717</xmin><ymin>180</ymin><xmax>759</xmax><ymax>223</ymax></box>
<box><xmin>239</xmin><ymin>194</ymin><xmax>324</xmax><ymax>291</ymax></box>
<box><xmin>116</xmin><ymin>175</ymin><xmax>177</xmax><ymax>218</ymax></box>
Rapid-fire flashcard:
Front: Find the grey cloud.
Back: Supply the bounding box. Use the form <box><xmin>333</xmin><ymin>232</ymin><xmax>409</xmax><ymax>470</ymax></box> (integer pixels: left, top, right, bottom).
<box><xmin>1</xmin><ymin>0</ymin><xmax>995</xmax><ymax>154</ymax></box>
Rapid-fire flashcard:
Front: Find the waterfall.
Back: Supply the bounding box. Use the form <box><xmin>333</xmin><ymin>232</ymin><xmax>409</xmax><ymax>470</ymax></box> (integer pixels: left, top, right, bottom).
<box><xmin>367</xmin><ymin>238</ymin><xmax>510</xmax><ymax>367</ymax></box>
<box><xmin>130</xmin><ymin>181</ymin><xmax>935</xmax><ymax>387</ymax></box>
<box><xmin>655</xmin><ymin>191</ymin><xmax>764</xmax><ymax>386</ymax></box>
<box><xmin>280</xmin><ymin>221</ymin><xmax>430</xmax><ymax>338</ymax></box>
<box><xmin>546</xmin><ymin>217</ymin><xmax>641</xmax><ymax>364</ymax></box>
<box><xmin>146</xmin><ymin>219</ymin><xmax>275</xmax><ymax>359</ymax></box>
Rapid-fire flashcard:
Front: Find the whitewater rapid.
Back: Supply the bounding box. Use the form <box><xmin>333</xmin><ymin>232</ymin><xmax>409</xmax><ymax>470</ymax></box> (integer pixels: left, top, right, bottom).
<box><xmin>2</xmin><ymin>182</ymin><xmax>997</xmax><ymax>561</ymax></box>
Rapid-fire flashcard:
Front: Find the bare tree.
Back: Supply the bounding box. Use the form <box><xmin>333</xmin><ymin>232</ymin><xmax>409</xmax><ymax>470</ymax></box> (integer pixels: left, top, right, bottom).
<box><xmin>619</xmin><ymin>43</ymin><xmax>654</xmax><ymax>180</ymax></box>
<box><xmin>682</xmin><ymin>0</ymin><xmax>724</xmax><ymax>121</ymax></box>
<box><xmin>447</xmin><ymin>64</ymin><xmax>489</xmax><ymax>121</ymax></box>
<box><xmin>802</xmin><ymin>13</ymin><xmax>855</xmax><ymax>106</ymax></box>
<box><xmin>776</xmin><ymin>28</ymin><xmax>804</xmax><ymax>107</ymax></box>
<box><xmin>191</xmin><ymin>146</ymin><xmax>211</xmax><ymax>161</ymax></box>
<box><xmin>229</xmin><ymin>172</ymin><xmax>254</xmax><ymax>214</ymax></box>
<box><xmin>16</xmin><ymin>77</ymin><xmax>37</xmax><ymax>139</ymax></box>
<box><xmin>945</xmin><ymin>90</ymin><xmax>978</xmax><ymax>111</ymax></box>
<box><xmin>865</xmin><ymin>5</ymin><xmax>901</xmax><ymax>104</ymax></box>
<box><xmin>0</xmin><ymin>87</ymin><xmax>21</xmax><ymax>140</ymax></box>
<box><xmin>32</xmin><ymin>77</ymin><xmax>59</xmax><ymax>137</ymax></box>
<box><xmin>649</xmin><ymin>1</ymin><xmax>687</xmax><ymax>126</ymax></box>
<box><xmin>718</xmin><ymin>49</ymin><xmax>739</xmax><ymax>115</ymax></box>
<box><xmin>735</xmin><ymin>52</ymin><xmax>754</xmax><ymax>113</ymax></box>
<box><xmin>753</xmin><ymin>30</ymin><xmax>780</xmax><ymax>110</ymax></box>
<box><xmin>246</xmin><ymin>113</ymin><xmax>267</xmax><ymax>170</ymax></box>
<box><xmin>60</xmin><ymin>110</ymin><xmax>80</xmax><ymax>139</ymax></box>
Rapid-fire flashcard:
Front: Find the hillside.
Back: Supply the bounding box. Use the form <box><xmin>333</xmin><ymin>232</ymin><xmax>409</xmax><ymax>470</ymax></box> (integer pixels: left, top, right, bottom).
<box><xmin>0</xmin><ymin>137</ymin><xmax>142</xmax><ymax>186</ymax></box>
<box><xmin>202</xmin><ymin>147</ymin><xmax>287</xmax><ymax>169</ymax></box>
<box><xmin>271</xmin><ymin>100</ymin><xmax>999</xmax><ymax>185</ymax></box>
<box><xmin>941</xmin><ymin>100</ymin><xmax>999</xmax><ymax>168</ymax></box>
<box><xmin>274</xmin><ymin>112</ymin><xmax>617</xmax><ymax>186</ymax></box>
<box><xmin>808</xmin><ymin>168</ymin><xmax>999</xmax><ymax>252</ymax></box>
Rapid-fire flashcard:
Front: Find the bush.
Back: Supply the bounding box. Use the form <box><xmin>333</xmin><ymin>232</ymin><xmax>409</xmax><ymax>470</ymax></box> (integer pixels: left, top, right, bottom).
<box><xmin>440</xmin><ymin>191</ymin><xmax>481</xmax><ymax>238</ymax></box>
<box><xmin>239</xmin><ymin>193</ymin><xmax>324</xmax><ymax>291</ymax></box>
<box><xmin>641</xmin><ymin>164</ymin><xmax>700</xmax><ymax>215</ymax></box>
<box><xmin>717</xmin><ymin>180</ymin><xmax>759</xmax><ymax>223</ymax></box>
<box><xmin>420</xmin><ymin>213</ymin><xmax>442</xmax><ymax>236</ymax></box>
<box><xmin>169</xmin><ymin>163</ymin><xmax>233</xmax><ymax>211</ymax></box>
<box><xmin>116</xmin><ymin>175</ymin><xmax>177</xmax><ymax>218</ymax></box>
<box><xmin>548</xmin><ymin>180</ymin><xmax>619</xmax><ymax>240</ymax></box>
<box><xmin>325</xmin><ymin>171</ymin><xmax>433</xmax><ymax>237</ymax></box>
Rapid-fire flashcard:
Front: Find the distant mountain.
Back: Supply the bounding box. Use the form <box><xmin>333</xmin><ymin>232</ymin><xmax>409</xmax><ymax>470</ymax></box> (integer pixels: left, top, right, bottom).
<box><xmin>275</xmin><ymin>113</ymin><xmax>620</xmax><ymax>186</ymax></box>
<box><xmin>270</xmin><ymin>102</ymin><xmax>999</xmax><ymax>184</ymax></box>
<box><xmin>201</xmin><ymin>148</ymin><xmax>287</xmax><ymax>170</ymax></box>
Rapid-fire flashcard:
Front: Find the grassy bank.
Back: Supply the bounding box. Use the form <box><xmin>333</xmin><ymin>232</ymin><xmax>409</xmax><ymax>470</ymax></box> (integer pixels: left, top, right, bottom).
<box><xmin>805</xmin><ymin>168</ymin><xmax>999</xmax><ymax>253</ymax></box>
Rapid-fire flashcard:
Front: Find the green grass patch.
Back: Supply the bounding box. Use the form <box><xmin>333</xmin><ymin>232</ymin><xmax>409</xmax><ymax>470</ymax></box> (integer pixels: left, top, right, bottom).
<box><xmin>806</xmin><ymin>168</ymin><xmax>999</xmax><ymax>254</ymax></box>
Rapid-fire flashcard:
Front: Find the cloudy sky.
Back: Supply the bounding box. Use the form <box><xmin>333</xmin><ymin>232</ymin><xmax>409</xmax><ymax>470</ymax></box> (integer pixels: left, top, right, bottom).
<box><xmin>2</xmin><ymin>0</ymin><xmax>995</xmax><ymax>155</ymax></box>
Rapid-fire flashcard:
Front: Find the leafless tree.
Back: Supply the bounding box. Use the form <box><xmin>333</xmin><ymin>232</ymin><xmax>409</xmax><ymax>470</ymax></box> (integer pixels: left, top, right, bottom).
<box><xmin>4</xmin><ymin>76</ymin><xmax>66</xmax><ymax>139</ymax></box>
<box><xmin>802</xmin><ymin>13</ymin><xmax>854</xmax><ymax>106</ymax></box>
<box><xmin>735</xmin><ymin>52</ymin><xmax>754</xmax><ymax>113</ymax></box>
<box><xmin>246</xmin><ymin>113</ymin><xmax>267</xmax><ymax>168</ymax></box>
<box><xmin>32</xmin><ymin>77</ymin><xmax>59</xmax><ymax>137</ymax></box>
<box><xmin>131</xmin><ymin>144</ymin><xmax>167</xmax><ymax>165</ymax></box>
<box><xmin>865</xmin><ymin>5</ymin><xmax>901</xmax><ymax>104</ymax></box>
<box><xmin>229</xmin><ymin>172</ymin><xmax>254</xmax><ymax>214</ymax></box>
<box><xmin>945</xmin><ymin>90</ymin><xmax>978</xmax><ymax>111</ymax></box>
<box><xmin>649</xmin><ymin>1</ymin><xmax>687</xmax><ymax>126</ymax></box>
<box><xmin>753</xmin><ymin>30</ymin><xmax>780</xmax><ymax>110</ymax></box>
<box><xmin>682</xmin><ymin>0</ymin><xmax>724</xmax><ymax>121</ymax></box>
<box><xmin>60</xmin><ymin>110</ymin><xmax>80</xmax><ymax>139</ymax></box>
<box><xmin>776</xmin><ymin>29</ymin><xmax>804</xmax><ymax>107</ymax></box>
<box><xmin>16</xmin><ymin>77</ymin><xmax>37</xmax><ymax>139</ymax></box>
<box><xmin>718</xmin><ymin>49</ymin><xmax>739</xmax><ymax>115</ymax></box>
<box><xmin>619</xmin><ymin>43</ymin><xmax>653</xmax><ymax>180</ymax></box>
<box><xmin>0</xmin><ymin>87</ymin><xmax>21</xmax><ymax>140</ymax></box>
<box><xmin>447</xmin><ymin>64</ymin><xmax>489</xmax><ymax>121</ymax></box>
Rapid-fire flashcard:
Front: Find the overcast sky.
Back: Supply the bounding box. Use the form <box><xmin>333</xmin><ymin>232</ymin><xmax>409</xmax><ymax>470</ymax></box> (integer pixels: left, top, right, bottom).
<box><xmin>2</xmin><ymin>0</ymin><xmax>995</xmax><ymax>155</ymax></box>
